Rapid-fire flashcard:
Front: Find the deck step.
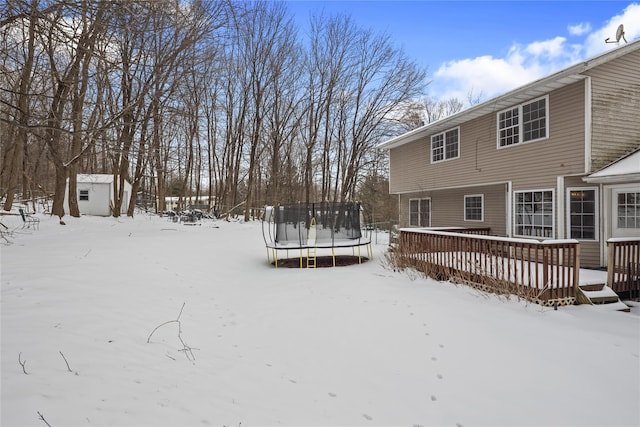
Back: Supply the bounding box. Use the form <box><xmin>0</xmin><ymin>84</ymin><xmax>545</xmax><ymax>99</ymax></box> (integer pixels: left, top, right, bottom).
<box><xmin>584</xmin><ymin>300</ymin><xmax>631</xmax><ymax>313</ymax></box>
<box><xmin>576</xmin><ymin>284</ymin><xmax>630</xmax><ymax>312</ymax></box>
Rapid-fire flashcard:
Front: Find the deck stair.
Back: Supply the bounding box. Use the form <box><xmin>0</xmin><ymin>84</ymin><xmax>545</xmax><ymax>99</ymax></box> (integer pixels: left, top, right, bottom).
<box><xmin>576</xmin><ymin>283</ymin><xmax>630</xmax><ymax>312</ymax></box>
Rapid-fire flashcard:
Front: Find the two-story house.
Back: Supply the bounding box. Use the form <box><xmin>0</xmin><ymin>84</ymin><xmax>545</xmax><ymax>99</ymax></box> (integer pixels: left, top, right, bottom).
<box><xmin>378</xmin><ymin>40</ymin><xmax>640</xmax><ymax>268</ymax></box>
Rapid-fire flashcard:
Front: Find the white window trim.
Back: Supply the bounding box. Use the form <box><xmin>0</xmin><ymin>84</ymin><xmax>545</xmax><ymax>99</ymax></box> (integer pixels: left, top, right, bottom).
<box><xmin>497</xmin><ymin>95</ymin><xmax>549</xmax><ymax>149</ymax></box>
<box><xmin>566</xmin><ymin>187</ymin><xmax>599</xmax><ymax>242</ymax></box>
<box><xmin>430</xmin><ymin>126</ymin><xmax>460</xmax><ymax>163</ymax></box>
<box><xmin>513</xmin><ymin>188</ymin><xmax>555</xmax><ymax>239</ymax></box>
<box><xmin>409</xmin><ymin>197</ymin><xmax>431</xmax><ymax>227</ymax></box>
<box><xmin>464</xmin><ymin>194</ymin><xmax>484</xmax><ymax>222</ymax></box>
<box><xmin>613</xmin><ymin>187</ymin><xmax>640</xmax><ymax>232</ymax></box>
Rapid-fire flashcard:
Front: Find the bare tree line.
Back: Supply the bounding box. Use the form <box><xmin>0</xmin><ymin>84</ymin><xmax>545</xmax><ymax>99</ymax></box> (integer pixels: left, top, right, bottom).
<box><xmin>1</xmin><ymin>0</ymin><xmax>472</xmax><ymax>221</ymax></box>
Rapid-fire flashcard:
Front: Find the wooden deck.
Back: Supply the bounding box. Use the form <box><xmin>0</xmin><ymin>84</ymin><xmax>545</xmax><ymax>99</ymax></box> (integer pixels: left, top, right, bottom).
<box><xmin>395</xmin><ymin>228</ymin><xmax>640</xmax><ymax>306</ymax></box>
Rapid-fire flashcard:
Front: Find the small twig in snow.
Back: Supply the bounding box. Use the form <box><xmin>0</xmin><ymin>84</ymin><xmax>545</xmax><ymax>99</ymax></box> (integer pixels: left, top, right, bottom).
<box><xmin>19</xmin><ymin>352</ymin><xmax>28</xmax><ymax>375</ymax></box>
<box><xmin>147</xmin><ymin>303</ymin><xmax>197</xmax><ymax>362</ymax></box>
<box><xmin>147</xmin><ymin>302</ymin><xmax>186</xmax><ymax>343</ymax></box>
<box><xmin>59</xmin><ymin>351</ymin><xmax>72</xmax><ymax>372</ymax></box>
<box><xmin>37</xmin><ymin>411</ymin><xmax>52</xmax><ymax>427</ymax></box>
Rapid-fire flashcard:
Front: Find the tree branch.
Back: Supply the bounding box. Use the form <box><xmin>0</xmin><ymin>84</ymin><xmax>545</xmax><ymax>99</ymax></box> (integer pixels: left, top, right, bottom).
<box><xmin>59</xmin><ymin>351</ymin><xmax>72</xmax><ymax>372</ymax></box>
<box><xmin>18</xmin><ymin>352</ymin><xmax>28</xmax><ymax>375</ymax></box>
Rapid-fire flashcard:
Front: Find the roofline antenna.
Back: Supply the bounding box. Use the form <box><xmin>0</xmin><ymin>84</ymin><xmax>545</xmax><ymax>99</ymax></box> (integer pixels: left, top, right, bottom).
<box><xmin>605</xmin><ymin>24</ymin><xmax>627</xmax><ymax>44</ymax></box>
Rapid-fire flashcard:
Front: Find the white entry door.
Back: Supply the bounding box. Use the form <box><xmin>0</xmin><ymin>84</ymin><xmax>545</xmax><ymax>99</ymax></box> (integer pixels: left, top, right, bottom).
<box><xmin>611</xmin><ymin>185</ymin><xmax>640</xmax><ymax>238</ymax></box>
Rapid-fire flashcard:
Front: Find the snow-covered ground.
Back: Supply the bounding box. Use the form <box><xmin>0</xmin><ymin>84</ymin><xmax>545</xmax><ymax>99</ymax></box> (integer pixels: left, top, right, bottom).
<box><xmin>1</xmin><ymin>213</ymin><xmax>639</xmax><ymax>426</ymax></box>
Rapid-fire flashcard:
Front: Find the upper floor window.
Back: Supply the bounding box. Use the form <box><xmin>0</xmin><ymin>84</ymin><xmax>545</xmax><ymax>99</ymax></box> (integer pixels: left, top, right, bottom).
<box><xmin>410</xmin><ymin>198</ymin><xmax>431</xmax><ymax>227</ymax></box>
<box><xmin>431</xmin><ymin>127</ymin><xmax>459</xmax><ymax>163</ymax></box>
<box><xmin>498</xmin><ymin>96</ymin><xmax>548</xmax><ymax>148</ymax></box>
<box><xmin>79</xmin><ymin>190</ymin><xmax>89</xmax><ymax>201</ymax></box>
<box><xmin>464</xmin><ymin>194</ymin><xmax>484</xmax><ymax>222</ymax></box>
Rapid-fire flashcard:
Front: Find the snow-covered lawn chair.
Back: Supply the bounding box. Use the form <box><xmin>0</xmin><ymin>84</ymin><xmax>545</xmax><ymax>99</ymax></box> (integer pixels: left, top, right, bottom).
<box><xmin>18</xmin><ymin>208</ymin><xmax>39</xmax><ymax>230</ymax></box>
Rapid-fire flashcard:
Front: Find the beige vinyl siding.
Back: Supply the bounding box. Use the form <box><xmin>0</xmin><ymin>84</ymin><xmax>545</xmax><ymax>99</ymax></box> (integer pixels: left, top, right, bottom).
<box><xmin>433</xmin><ymin>185</ymin><xmax>507</xmax><ymax>235</ymax></box>
<box><xmin>586</xmin><ymin>49</ymin><xmax>640</xmax><ymax>172</ymax></box>
<box><xmin>399</xmin><ymin>184</ymin><xmax>506</xmax><ymax>236</ymax></box>
<box><xmin>389</xmin><ymin>81</ymin><xmax>586</xmax><ymax>194</ymax></box>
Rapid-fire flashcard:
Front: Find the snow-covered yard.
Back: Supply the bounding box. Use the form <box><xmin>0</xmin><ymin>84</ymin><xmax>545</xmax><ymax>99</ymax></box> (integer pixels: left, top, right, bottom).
<box><xmin>1</xmin><ymin>213</ymin><xmax>639</xmax><ymax>426</ymax></box>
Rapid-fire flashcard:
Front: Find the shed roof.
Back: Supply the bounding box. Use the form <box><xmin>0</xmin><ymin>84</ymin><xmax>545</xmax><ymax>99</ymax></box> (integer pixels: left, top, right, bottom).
<box><xmin>75</xmin><ymin>174</ymin><xmax>131</xmax><ymax>185</ymax></box>
<box><xmin>378</xmin><ymin>39</ymin><xmax>640</xmax><ymax>151</ymax></box>
<box><xmin>76</xmin><ymin>174</ymin><xmax>116</xmax><ymax>184</ymax></box>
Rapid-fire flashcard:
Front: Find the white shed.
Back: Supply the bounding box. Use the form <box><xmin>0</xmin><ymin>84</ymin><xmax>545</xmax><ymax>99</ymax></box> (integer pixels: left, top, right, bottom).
<box><xmin>64</xmin><ymin>174</ymin><xmax>132</xmax><ymax>216</ymax></box>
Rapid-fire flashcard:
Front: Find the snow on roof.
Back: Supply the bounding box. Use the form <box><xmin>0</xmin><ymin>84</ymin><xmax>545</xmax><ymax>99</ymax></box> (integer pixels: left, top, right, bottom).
<box><xmin>584</xmin><ymin>148</ymin><xmax>640</xmax><ymax>183</ymax></box>
<box><xmin>76</xmin><ymin>174</ymin><xmax>115</xmax><ymax>184</ymax></box>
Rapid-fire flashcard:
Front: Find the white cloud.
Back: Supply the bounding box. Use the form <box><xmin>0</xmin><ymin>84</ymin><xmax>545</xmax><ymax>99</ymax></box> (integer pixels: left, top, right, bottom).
<box><xmin>526</xmin><ymin>36</ymin><xmax>567</xmax><ymax>58</ymax></box>
<box><xmin>432</xmin><ymin>37</ymin><xmax>580</xmax><ymax>101</ymax></box>
<box><xmin>430</xmin><ymin>3</ymin><xmax>640</xmax><ymax>103</ymax></box>
<box><xmin>568</xmin><ymin>22</ymin><xmax>591</xmax><ymax>36</ymax></box>
<box><xmin>584</xmin><ymin>3</ymin><xmax>640</xmax><ymax>56</ymax></box>
<box><xmin>431</xmin><ymin>54</ymin><xmax>538</xmax><ymax>101</ymax></box>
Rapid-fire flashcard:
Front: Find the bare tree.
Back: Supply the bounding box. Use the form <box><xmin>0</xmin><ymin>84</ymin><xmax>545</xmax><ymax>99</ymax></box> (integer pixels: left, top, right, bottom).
<box><xmin>2</xmin><ymin>1</ymin><xmax>436</xmax><ymax>221</ymax></box>
<box><xmin>1</xmin><ymin>0</ymin><xmax>39</xmax><ymax>211</ymax></box>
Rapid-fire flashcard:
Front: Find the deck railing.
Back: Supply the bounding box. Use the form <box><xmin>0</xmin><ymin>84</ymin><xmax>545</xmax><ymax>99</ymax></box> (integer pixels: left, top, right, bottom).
<box><xmin>607</xmin><ymin>238</ymin><xmax>640</xmax><ymax>299</ymax></box>
<box><xmin>396</xmin><ymin>228</ymin><xmax>580</xmax><ymax>306</ymax></box>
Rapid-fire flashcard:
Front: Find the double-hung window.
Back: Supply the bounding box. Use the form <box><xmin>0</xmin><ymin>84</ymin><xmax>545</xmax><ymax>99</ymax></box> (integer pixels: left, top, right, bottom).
<box><xmin>567</xmin><ymin>188</ymin><xmax>597</xmax><ymax>240</ymax></box>
<box><xmin>409</xmin><ymin>198</ymin><xmax>431</xmax><ymax>227</ymax></box>
<box><xmin>617</xmin><ymin>191</ymin><xmax>639</xmax><ymax>229</ymax></box>
<box><xmin>514</xmin><ymin>189</ymin><xmax>554</xmax><ymax>238</ymax></box>
<box><xmin>498</xmin><ymin>96</ymin><xmax>548</xmax><ymax>148</ymax></box>
<box><xmin>464</xmin><ymin>195</ymin><xmax>484</xmax><ymax>222</ymax></box>
<box><xmin>431</xmin><ymin>127</ymin><xmax>459</xmax><ymax>163</ymax></box>
<box><xmin>79</xmin><ymin>190</ymin><xmax>89</xmax><ymax>201</ymax></box>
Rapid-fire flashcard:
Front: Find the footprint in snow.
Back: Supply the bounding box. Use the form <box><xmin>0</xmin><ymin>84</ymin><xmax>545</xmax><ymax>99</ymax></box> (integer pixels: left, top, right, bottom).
<box><xmin>430</xmin><ymin>395</ymin><xmax>437</xmax><ymax>401</ymax></box>
<box><xmin>362</xmin><ymin>414</ymin><xmax>373</xmax><ymax>421</ymax></box>
<box><xmin>328</xmin><ymin>392</ymin><xmax>337</xmax><ymax>397</ymax></box>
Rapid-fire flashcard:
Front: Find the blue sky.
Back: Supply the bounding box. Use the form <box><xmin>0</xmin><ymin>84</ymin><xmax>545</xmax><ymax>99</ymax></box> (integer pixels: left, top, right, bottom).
<box><xmin>285</xmin><ymin>1</ymin><xmax>640</xmax><ymax>101</ymax></box>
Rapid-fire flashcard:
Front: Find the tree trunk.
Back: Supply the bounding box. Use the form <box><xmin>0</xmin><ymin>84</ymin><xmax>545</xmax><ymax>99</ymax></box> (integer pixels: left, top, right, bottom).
<box><xmin>3</xmin><ymin>1</ymin><xmax>36</xmax><ymax>211</ymax></box>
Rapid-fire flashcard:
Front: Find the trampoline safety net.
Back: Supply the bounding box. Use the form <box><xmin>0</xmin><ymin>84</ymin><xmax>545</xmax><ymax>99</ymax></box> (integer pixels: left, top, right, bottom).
<box><xmin>264</xmin><ymin>202</ymin><xmax>363</xmax><ymax>245</ymax></box>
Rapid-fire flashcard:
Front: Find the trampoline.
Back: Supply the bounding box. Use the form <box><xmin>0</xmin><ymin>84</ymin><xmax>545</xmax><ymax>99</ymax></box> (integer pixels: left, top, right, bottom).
<box><xmin>262</xmin><ymin>202</ymin><xmax>372</xmax><ymax>268</ymax></box>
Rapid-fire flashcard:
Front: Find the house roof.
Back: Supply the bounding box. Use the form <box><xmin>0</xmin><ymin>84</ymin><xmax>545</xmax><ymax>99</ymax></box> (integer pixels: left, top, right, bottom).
<box><xmin>378</xmin><ymin>39</ymin><xmax>640</xmax><ymax>151</ymax></box>
<box><xmin>583</xmin><ymin>148</ymin><xmax>640</xmax><ymax>184</ymax></box>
